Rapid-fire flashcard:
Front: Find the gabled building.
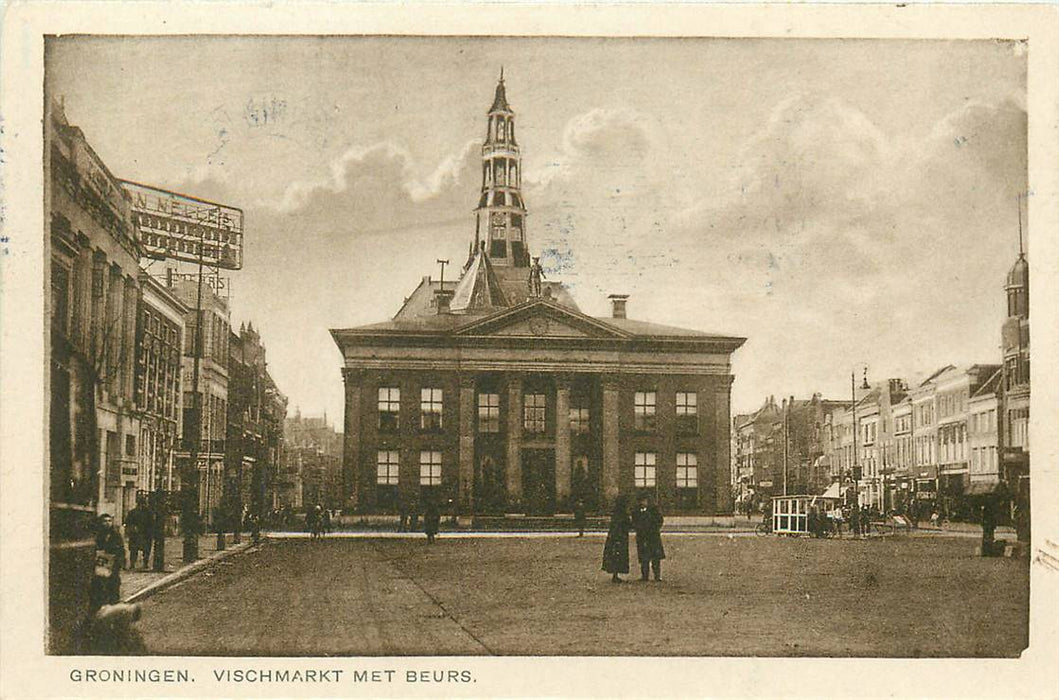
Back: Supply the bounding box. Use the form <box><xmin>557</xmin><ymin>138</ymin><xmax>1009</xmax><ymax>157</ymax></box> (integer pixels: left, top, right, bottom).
<box><xmin>331</xmin><ymin>75</ymin><xmax>745</xmax><ymax>516</ymax></box>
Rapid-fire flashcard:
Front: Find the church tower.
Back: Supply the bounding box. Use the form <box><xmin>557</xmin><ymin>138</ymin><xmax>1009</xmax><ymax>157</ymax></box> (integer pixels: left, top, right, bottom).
<box><xmin>476</xmin><ymin>69</ymin><xmax>529</xmax><ymax>268</ymax></box>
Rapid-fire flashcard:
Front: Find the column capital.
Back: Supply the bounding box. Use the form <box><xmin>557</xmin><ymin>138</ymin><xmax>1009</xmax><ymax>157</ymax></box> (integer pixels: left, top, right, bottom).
<box><xmin>342</xmin><ymin>367</ymin><xmax>365</xmax><ymax>385</ymax></box>
<box><xmin>601</xmin><ymin>374</ymin><xmax>622</xmax><ymax>392</ymax></box>
<box><xmin>459</xmin><ymin>373</ymin><xmax>477</xmax><ymax>390</ymax></box>
<box><xmin>553</xmin><ymin>371</ymin><xmax>574</xmax><ymax>389</ymax></box>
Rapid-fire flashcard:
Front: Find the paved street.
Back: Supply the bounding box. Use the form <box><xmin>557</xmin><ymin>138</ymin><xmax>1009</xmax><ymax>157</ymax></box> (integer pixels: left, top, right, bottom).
<box><xmin>136</xmin><ymin>534</ymin><xmax>1028</xmax><ymax>657</ymax></box>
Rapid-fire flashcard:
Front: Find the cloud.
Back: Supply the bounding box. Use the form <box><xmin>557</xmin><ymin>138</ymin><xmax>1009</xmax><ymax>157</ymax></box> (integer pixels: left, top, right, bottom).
<box><xmin>522</xmin><ymin>109</ymin><xmax>679</xmax><ymax>302</ymax></box>
<box><xmin>654</xmin><ymin>94</ymin><xmax>1026</xmax><ymax>410</ymax></box>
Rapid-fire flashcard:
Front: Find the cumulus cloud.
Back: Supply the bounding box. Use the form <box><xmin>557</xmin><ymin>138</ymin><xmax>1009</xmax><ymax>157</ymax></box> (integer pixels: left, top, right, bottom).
<box><xmin>655</xmin><ymin>94</ymin><xmax>1026</xmax><ymax>408</ymax></box>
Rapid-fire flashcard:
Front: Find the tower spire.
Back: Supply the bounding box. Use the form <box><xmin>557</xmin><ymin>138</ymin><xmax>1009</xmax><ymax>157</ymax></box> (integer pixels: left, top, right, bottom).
<box><xmin>1017</xmin><ymin>193</ymin><xmax>1024</xmax><ymax>257</ymax></box>
<box><xmin>477</xmin><ymin>73</ymin><xmax>528</xmax><ymax>268</ymax></box>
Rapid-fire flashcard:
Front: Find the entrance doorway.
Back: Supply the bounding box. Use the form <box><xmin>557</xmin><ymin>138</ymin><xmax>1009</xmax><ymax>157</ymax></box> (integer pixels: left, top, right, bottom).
<box><xmin>522</xmin><ymin>449</ymin><xmax>556</xmax><ymax>515</ymax></box>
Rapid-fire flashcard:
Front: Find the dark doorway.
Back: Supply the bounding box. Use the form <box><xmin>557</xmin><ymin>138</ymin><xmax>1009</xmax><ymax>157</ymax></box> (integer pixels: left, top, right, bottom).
<box><xmin>476</xmin><ymin>455</ymin><xmax>506</xmax><ymax>515</ymax></box>
<box><xmin>522</xmin><ymin>449</ymin><xmax>556</xmax><ymax>515</ymax></box>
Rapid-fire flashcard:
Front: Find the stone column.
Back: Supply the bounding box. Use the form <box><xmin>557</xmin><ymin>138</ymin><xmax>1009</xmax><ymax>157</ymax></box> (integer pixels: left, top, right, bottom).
<box><xmin>602</xmin><ymin>377</ymin><xmax>620</xmax><ymax>506</ymax></box>
<box><xmin>506</xmin><ymin>375</ymin><xmax>523</xmax><ymax>506</ymax></box>
<box><xmin>555</xmin><ymin>376</ymin><xmax>572</xmax><ymax>508</ymax></box>
<box><xmin>458</xmin><ymin>375</ymin><xmax>476</xmax><ymax>514</ymax></box>
<box><xmin>342</xmin><ymin>369</ymin><xmax>362</xmax><ymax>512</ymax></box>
<box><xmin>714</xmin><ymin>377</ymin><xmax>734</xmax><ymax>515</ymax></box>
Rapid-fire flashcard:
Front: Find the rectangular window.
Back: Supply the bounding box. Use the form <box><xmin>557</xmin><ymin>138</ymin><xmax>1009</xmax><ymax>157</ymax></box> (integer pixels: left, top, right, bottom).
<box><xmin>675</xmin><ymin>392</ymin><xmax>697</xmax><ymax>415</ymax></box>
<box><xmin>420</xmin><ymin>388</ymin><xmax>443</xmax><ymax>431</ymax></box>
<box><xmin>523</xmin><ymin>393</ymin><xmax>546</xmax><ymax>433</ymax></box>
<box><xmin>378</xmin><ymin>387</ymin><xmax>400</xmax><ymax>431</ymax></box>
<box><xmin>634</xmin><ymin>452</ymin><xmax>656</xmax><ymax>488</ymax></box>
<box><xmin>569</xmin><ymin>406</ymin><xmax>590</xmax><ymax>435</ymax></box>
<box><xmin>51</xmin><ymin>261</ymin><xmax>70</xmax><ymax>335</ymax></box>
<box><xmin>125</xmin><ymin>434</ymin><xmax>136</xmax><ymax>457</ymax></box>
<box><xmin>376</xmin><ymin>450</ymin><xmax>399</xmax><ymax>485</ymax></box>
<box><xmin>676</xmin><ymin>391</ymin><xmax>698</xmax><ymax>433</ymax></box>
<box><xmin>419</xmin><ymin>450</ymin><xmax>442</xmax><ymax>486</ymax></box>
<box><xmin>634</xmin><ymin>391</ymin><xmax>656</xmax><ymax>431</ymax></box>
<box><xmin>676</xmin><ymin>453</ymin><xmax>698</xmax><ymax>488</ymax></box>
<box><xmin>478</xmin><ymin>393</ymin><xmax>500</xmax><ymax>433</ymax></box>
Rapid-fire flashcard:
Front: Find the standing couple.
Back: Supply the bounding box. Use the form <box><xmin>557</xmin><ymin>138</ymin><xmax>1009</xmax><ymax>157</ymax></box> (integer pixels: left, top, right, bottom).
<box><xmin>601</xmin><ymin>495</ymin><xmax>664</xmax><ymax>583</ymax></box>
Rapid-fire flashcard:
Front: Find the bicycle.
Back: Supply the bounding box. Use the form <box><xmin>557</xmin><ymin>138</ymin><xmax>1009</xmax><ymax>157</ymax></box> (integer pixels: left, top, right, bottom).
<box><xmin>755</xmin><ymin>521</ymin><xmax>772</xmax><ymax>536</ymax></box>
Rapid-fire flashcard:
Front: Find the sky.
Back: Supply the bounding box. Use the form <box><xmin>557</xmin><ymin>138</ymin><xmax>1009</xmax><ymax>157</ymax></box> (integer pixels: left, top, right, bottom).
<box><xmin>45</xmin><ymin>36</ymin><xmax>1027</xmax><ymax>420</ymax></box>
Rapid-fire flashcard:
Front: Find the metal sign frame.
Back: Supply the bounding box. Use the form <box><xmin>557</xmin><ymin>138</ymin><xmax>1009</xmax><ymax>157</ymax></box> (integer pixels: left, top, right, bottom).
<box><xmin>120</xmin><ymin>180</ymin><xmax>244</xmax><ymax>270</ymax></box>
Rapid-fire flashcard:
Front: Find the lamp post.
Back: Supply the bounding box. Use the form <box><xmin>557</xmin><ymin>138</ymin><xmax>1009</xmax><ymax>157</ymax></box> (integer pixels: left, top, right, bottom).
<box><xmin>182</xmin><ymin>219</ymin><xmax>207</xmax><ymax>563</ymax></box>
<box><xmin>850</xmin><ymin>365</ymin><xmax>870</xmax><ymax>507</ymax></box>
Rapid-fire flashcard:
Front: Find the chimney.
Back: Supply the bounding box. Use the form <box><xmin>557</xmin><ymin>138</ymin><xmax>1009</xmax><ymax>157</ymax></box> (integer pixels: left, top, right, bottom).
<box><xmin>608</xmin><ymin>294</ymin><xmax>629</xmax><ymax>319</ymax></box>
<box><xmin>434</xmin><ymin>288</ymin><xmax>454</xmax><ymax>314</ymax></box>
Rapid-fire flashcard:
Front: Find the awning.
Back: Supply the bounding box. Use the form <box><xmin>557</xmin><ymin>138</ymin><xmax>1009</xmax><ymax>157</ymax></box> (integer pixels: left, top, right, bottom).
<box><xmin>965</xmin><ymin>480</ymin><xmax>1006</xmax><ymax>497</ymax></box>
<box><xmin>821</xmin><ymin>482</ymin><xmax>841</xmax><ymax>499</ymax></box>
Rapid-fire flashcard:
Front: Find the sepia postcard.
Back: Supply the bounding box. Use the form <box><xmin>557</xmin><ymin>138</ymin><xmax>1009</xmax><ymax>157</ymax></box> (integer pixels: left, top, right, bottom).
<box><xmin>2</xmin><ymin>1</ymin><xmax>1059</xmax><ymax>697</ymax></box>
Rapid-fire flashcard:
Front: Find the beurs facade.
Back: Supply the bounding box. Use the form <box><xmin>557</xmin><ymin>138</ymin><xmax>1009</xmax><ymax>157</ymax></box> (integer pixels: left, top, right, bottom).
<box><xmin>331</xmin><ymin>76</ymin><xmax>745</xmax><ymax>516</ymax></box>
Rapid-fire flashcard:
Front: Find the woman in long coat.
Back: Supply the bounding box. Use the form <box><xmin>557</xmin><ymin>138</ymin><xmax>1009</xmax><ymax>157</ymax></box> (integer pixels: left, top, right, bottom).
<box><xmin>601</xmin><ymin>497</ymin><xmax>631</xmax><ymax>582</ymax></box>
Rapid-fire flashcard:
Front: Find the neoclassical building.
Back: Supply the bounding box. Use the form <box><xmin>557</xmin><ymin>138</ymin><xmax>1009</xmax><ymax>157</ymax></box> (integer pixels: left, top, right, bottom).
<box><xmin>331</xmin><ymin>75</ymin><xmax>745</xmax><ymax>516</ymax></box>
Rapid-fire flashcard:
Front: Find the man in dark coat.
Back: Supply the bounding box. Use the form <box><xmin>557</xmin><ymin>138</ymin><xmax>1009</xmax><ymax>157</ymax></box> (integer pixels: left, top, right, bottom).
<box><xmin>423</xmin><ymin>498</ymin><xmax>441</xmax><ymax>544</ymax></box>
<box><xmin>90</xmin><ymin>514</ymin><xmax>126</xmax><ymax>612</ymax></box>
<box><xmin>574</xmin><ymin>499</ymin><xmax>586</xmax><ymax>537</ymax></box>
<box><xmin>125</xmin><ymin>497</ymin><xmax>153</xmax><ymax>569</ymax></box>
<box><xmin>631</xmin><ymin>495</ymin><xmax>665</xmax><ymax>581</ymax></box>
<box><xmin>601</xmin><ymin>497</ymin><xmax>630</xmax><ymax>582</ymax></box>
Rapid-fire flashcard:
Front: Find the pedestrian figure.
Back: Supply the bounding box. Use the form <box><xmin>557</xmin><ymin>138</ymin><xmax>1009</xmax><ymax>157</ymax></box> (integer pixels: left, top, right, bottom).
<box><xmin>574</xmin><ymin>499</ymin><xmax>586</xmax><ymax>537</ymax></box>
<box><xmin>410</xmin><ymin>497</ymin><xmax>420</xmax><ymax>532</ymax></box>
<box><xmin>397</xmin><ymin>495</ymin><xmax>409</xmax><ymax>532</ymax></box>
<box><xmin>90</xmin><ymin>514</ymin><xmax>126</xmax><ymax>613</ymax></box>
<box><xmin>601</xmin><ymin>497</ymin><xmax>631</xmax><ymax>583</ymax></box>
<box><xmin>250</xmin><ymin>512</ymin><xmax>261</xmax><ymax>545</ymax></box>
<box><xmin>632</xmin><ymin>495</ymin><xmax>665</xmax><ymax>581</ymax></box>
<box><xmin>807</xmin><ymin>506</ymin><xmax>819</xmax><ymax>539</ymax></box>
<box><xmin>321</xmin><ymin>505</ymin><xmax>332</xmax><ymax>537</ymax></box>
<box><xmin>423</xmin><ymin>498</ymin><xmax>441</xmax><ymax>544</ymax></box>
<box><xmin>125</xmin><ymin>496</ymin><xmax>153</xmax><ymax>569</ymax></box>
<box><xmin>861</xmin><ymin>505</ymin><xmax>872</xmax><ymax>536</ymax></box>
<box><xmin>849</xmin><ymin>505</ymin><xmax>860</xmax><ymax>537</ymax></box>
<box><xmin>305</xmin><ymin>506</ymin><xmax>318</xmax><ymax>538</ymax></box>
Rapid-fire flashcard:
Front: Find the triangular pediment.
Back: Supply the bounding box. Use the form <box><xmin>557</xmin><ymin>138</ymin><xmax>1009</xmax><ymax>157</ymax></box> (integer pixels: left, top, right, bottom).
<box><xmin>454</xmin><ymin>299</ymin><xmax>630</xmax><ymax>339</ymax></box>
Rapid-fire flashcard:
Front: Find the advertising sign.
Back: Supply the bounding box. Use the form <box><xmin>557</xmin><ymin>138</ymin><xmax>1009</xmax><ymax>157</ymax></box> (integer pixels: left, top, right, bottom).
<box><xmin>121</xmin><ymin>180</ymin><xmax>243</xmax><ymax>270</ymax></box>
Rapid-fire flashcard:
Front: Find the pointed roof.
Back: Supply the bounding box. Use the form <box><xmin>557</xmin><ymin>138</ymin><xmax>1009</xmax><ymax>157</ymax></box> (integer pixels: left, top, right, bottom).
<box><xmin>450</xmin><ymin>246</ymin><xmax>508</xmax><ymax>312</ymax></box>
<box><xmin>490</xmin><ymin>70</ymin><xmax>511</xmax><ymax>113</ymax></box>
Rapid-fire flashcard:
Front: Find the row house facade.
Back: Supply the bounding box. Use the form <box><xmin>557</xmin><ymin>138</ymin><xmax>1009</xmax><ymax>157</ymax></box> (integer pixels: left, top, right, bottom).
<box><xmin>332</xmin><ymin>76</ymin><xmax>745</xmax><ymax>517</ymax></box>
<box><xmin>135</xmin><ymin>273</ymin><xmax>188</xmax><ymax>495</ymax></box>
<box><xmin>733</xmin><ymin>394</ymin><xmax>849</xmax><ymax>506</ymax></box>
<box><xmin>227</xmin><ymin>322</ymin><xmax>288</xmax><ymax>526</ymax></box>
<box><xmin>285</xmin><ymin>411</ymin><xmax>343</xmax><ymax>510</ymax></box>
<box><xmin>169</xmin><ymin>278</ymin><xmax>231</xmax><ymax>526</ymax></box>
<box><xmin>822</xmin><ymin>366</ymin><xmax>1000</xmax><ymax>516</ymax></box>
<box><xmin>47</xmin><ymin>101</ymin><xmax>145</xmax><ymax>526</ymax></box>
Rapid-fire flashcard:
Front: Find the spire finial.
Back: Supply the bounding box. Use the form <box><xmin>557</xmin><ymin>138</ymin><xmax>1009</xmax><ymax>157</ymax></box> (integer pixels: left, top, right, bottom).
<box><xmin>500</xmin><ymin>66</ymin><xmax>504</xmax><ymax>83</ymax></box>
<box><xmin>1017</xmin><ymin>193</ymin><xmax>1024</xmax><ymax>257</ymax></box>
